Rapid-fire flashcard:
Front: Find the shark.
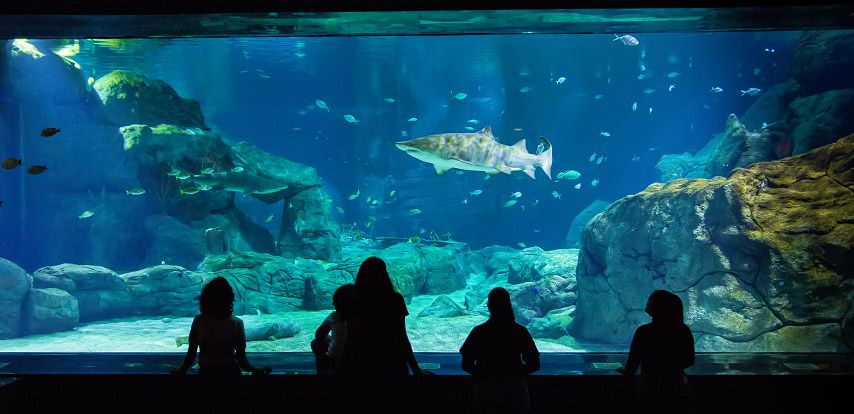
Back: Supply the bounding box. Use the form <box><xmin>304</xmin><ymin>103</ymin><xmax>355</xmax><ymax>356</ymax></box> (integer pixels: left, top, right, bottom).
<box><xmin>395</xmin><ymin>126</ymin><xmax>553</xmax><ymax>179</ymax></box>
<box><xmin>187</xmin><ymin>171</ymin><xmax>289</xmax><ymax>195</ymax></box>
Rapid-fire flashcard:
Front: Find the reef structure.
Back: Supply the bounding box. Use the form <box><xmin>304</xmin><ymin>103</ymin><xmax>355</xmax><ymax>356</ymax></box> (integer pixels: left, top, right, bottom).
<box><xmin>571</xmin><ymin>135</ymin><xmax>854</xmax><ymax>352</ymax></box>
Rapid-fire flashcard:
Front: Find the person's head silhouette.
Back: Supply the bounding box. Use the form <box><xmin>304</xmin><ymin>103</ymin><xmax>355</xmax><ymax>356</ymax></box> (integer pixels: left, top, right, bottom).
<box><xmin>356</xmin><ymin>257</ymin><xmax>395</xmax><ymax>295</ymax></box>
<box><xmin>487</xmin><ymin>287</ymin><xmax>515</xmax><ymax>322</ymax></box>
<box><xmin>200</xmin><ymin>276</ymin><xmax>235</xmax><ymax>319</ymax></box>
<box><xmin>645</xmin><ymin>290</ymin><xmax>683</xmax><ymax>324</ymax></box>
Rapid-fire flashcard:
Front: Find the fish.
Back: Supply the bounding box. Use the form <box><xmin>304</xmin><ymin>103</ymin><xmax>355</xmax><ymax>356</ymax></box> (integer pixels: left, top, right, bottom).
<box><xmin>40</xmin><ymin>128</ymin><xmax>61</xmax><ymax>137</ymax></box>
<box><xmin>294</xmin><ymin>51</ymin><xmax>306</xmax><ymax>58</ymax></box>
<box><xmin>126</xmin><ymin>187</ymin><xmax>146</xmax><ymax>196</ymax></box>
<box><xmin>200</xmin><ymin>167</ymin><xmax>214</xmax><ymax>174</ymax></box>
<box><xmin>591</xmin><ymin>179</ymin><xmax>600</xmax><ymax>187</ymax></box>
<box><xmin>167</xmin><ymin>167</ymin><xmax>182</xmax><ymax>177</ymax></box>
<box><xmin>231</xmin><ymin>166</ymin><xmax>245</xmax><ymax>173</ymax></box>
<box><xmin>452</xmin><ymin>92</ymin><xmax>468</xmax><ymax>100</ymax></box>
<box><xmin>600</xmin><ymin>131</ymin><xmax>611</xmax><ymax>137</ymax></box>
<box><xmin>384</xmin><ymin>98</ymin><xmax>396</xmax><ymax>103</ymax></box>
<box><xmin>536</xmin><ymin>141</ymin><xmax>546</xmax><ymax>155</ymax></box>
<box><xmin>464</xmin><ymin>127</ymin><xmax>475</xmax><ymax>131</ymax></box>
<box><xmin>470</xmin><ymin>189</ymin><xmax>483</xmax><ymax>196</ymax></box>
<box><xmin>179</xmin><ymin>186</ymin><xmax>201</xmax><ymax>195</ymax></box>
<box><xmin>87</xmin><ymin>77</ymin><xmax>95</xmax><ymax>86</ymax></box>
<box><xmin>555</xmin><ymin>76</ymin><xmax>566</xmax><ymax>85</ymax></box>
<box><xmin>348</xmin><ymin>189</ymin><xmax>360</xmax><ymax>200</ymax></box>
<box><xmin>596</xmin><ymin>156</ymin><xmax>604</xmax><ymax>165</ymax></box>
<box><xmin>176</xmin><ymin>172</ymin><xmax>192</xmax><ymax>180</ymax></box>
<box><xmin>710</xmin><ymin>87</ymin><xmax>724</xmax><ymax>93</ymax></box>
<box><xmin>667</xmin><ymin>72</ymin><xmax>680</xmax><ymax>78</ymax></box>
<box><xmin>258</xmin><ymin>73</ymin><xmax>271</xmax><ymax>79</ymax></box>
<box><xmin>395</xmin><ymin>126</ymin><xmax>553</xmax><ymax>180</ymax></box>
<box><xmin>511</xmin><ymin>191</ymin><xmax>522</xmax><ymax>198</ymax></box>
<box><xmin>371</xmin><ymin>199</ymin><xmax>379</xmax><ymax>206</ymax></box>
<box><xmin>556</xmin><ymin>169</ymin><xmax>581</xmax><ymax>180</ymax></box>
<box><xmin>401</xmin><ymin>131</ymin><xmax>408</xmax><ymax>137</ymax></box>
<box><xmin>407</xmin><ymin>236</ymin><xmax>421</xmax><ymax>244</ymax></box>
<box><xmin>462</xmin><ymin>199</ymin><xmax>468</xmax><ymax>204</ymax></box>
<box><xmin>366</xmin><ymin>196</ymin><xmax>372</xmax><ymax>204</ymax></box>
<box><xmin>409</xmin><ymin>208</ymin><xmax>422</xmax><ymax>215</ymax></box>
<box><xmin>637</xmin><ymin>73</ymin><xmax>651</xmax><ymax>80</ymax></box>
<box><xmin>519</xmin><ymin>87</ymin><xmax>531</xmax><ymax>93</ymax></box>
<box><xmin>187</xmin><ymin>172</ymin><xmax>289</xmax><ymax>195</ymax></box>
<box><xmin>552</xmin><ymin>191</ymin><xmax>561</xmax><ymax>199</ymax></box>
<box><xmin>668</xmin><ymin>84</ymin><xmax>676</xmax><ymax>92</ymax></box>
<box><xmin>344</xmin><ymin>114</ymin><xmax>360</xmax><ymax>124</ymax></box>
<box><xmin>503</xmin><ymin>200</ymin><xmax>517</xmax><ymax>207</ymax></box>
<box><xmin>649</xmin><ymin>107</ymin><xmax>653</xmax><ymax>114</ymax></box>
<box><xmin>740</xmin><ymin>88</ymin><xmax>762</xmax><ymax>96</ymax></box>
<box><xmin>574</xmin><ymin>183</ymin><xmax>582</xmax><ymax>189</ymax></box>
<box><xmin>764</xmin><ymin>48</ymin><xmax>775</xmax><ymax>53</ymax></box>
<box><xmin>389</xmin><ymin>190</ymin><xmax>396</xmax><ymax>197</ymax></box>
<box><xmin>27</xmin><ymin>165</ymin><xmax>47</xmax><ymax>175</ymax></box>
<box><xmin>613</xmin><ymin>34</ymin><xmax>639</xmax><ymax>46</ymax></box>
<box><xmin>632</xmin><ymin>102</ymin><xmax>638</xmax><ymax>111</ymax></box>
<box><xmin>265</xmin><ymin>214</ymin><xmax>275</xmax><ymax>223</ymax></box>
<box><xmin>315</xmin><ymin>100</ymin><xmax>329</xmax><ymax>111</ymax></box>
<box><xmin>643</xmin><ymin>88</ymin><xmax>656</xmax><ymax>94</ymax></box>
<box><xmin>2</xmin><ymin>158</ymin><xmax>22</xmax><ymax>170</ymax></box>
<box><xmin>336</xmin><ymin>207</ymin><xmax>345</xmax><ymax>214</ymax></box>
<box><xmin>753</xmin><ymin>67</ymin><xmax>761</xmax><ymax>76</ymax></box>
<box><xmin>589</xmin><ymin>153</ymin><xmax>597</xmax><ymax>162</ymax></box>
<box><xmin>407</xmin><ymin>117</ymin><xmax>418</xmax><ymax>122</ymax></box>
<box><xmin>631</xmin><ymin>155</ymin><xmax>641</xmax><ymax>162</ymax></box>
<box><xmin>78</xmin><ymin>210</ymin><xmax>95</xmax><ymax>219</ymax></box>
<box><xmin>594</xmin><ymin>94</ymin><xmax>604</xmax><ymax>100</ymax></box>
<box><xmin>517</xmin><ymin>242</ymin><xmax>527</xmax><ymax>248</ymax></box>
<box><xmin>467</xmin><ymin>119</ymin><xmax>479</xmax><ymax>125</ymax></box>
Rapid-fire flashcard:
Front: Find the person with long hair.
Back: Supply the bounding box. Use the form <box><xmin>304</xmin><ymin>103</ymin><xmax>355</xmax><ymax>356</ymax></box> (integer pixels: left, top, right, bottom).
<box><xmin>619</xmin><ymin>289</ymin><xmax>695</xmax><ymax>410</ymax></box>
<box><xmin>337</xmin><ymin>257</ymin><xmax>426</xmax><ymax>410</ymax></box>
<box><xmin>460</xmin><ymin>287</ymin><xmax>540</xmax><ymax>414</ymax></box>
<box><xmin>173</xmin><ymin>277</ymin><xmax>271</xmax><ymax>376</ymax></box>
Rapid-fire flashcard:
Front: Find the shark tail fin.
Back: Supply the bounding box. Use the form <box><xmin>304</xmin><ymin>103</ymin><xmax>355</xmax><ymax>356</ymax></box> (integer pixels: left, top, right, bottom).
<box><xmin>613</xmin><ymin>34</ymin><xmax>620</xmax><ymax>41</ymax></box>
<box><xmin>538</xmin><ymin>137</ymin><xmax>553</xmax><ymax>180</ymax></box>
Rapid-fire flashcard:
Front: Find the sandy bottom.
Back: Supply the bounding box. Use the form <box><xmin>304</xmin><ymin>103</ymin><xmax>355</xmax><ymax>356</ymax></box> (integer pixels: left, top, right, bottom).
<box><xmin>0</xmin><ymin>289</ymin><xmax>604</xmax><ymax>353</ymax></box>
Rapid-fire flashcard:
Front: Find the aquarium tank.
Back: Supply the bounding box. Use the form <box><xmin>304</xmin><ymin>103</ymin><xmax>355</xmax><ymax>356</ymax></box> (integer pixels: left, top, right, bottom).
<box><xmin>0</xmin><ymin>9</ymin><xmax>852</xmax><ymax>355</ymax></box>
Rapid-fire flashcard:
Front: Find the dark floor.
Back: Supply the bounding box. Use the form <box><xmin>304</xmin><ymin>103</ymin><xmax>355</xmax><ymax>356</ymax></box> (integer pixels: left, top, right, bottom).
<box><xmin>1</xmin><ymin>353</ymin><xmax>852</xmax><ymax>413</ymax></box>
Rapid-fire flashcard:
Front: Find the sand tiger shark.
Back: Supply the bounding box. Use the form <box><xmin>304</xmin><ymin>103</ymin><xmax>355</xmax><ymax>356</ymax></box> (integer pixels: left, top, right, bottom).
<box><xmin>395</xmin><ymin>126</ymin><xmax>553</xmax><ymax>179</ymax></box>
<box><xmin>188</xmin><ymin>171</ymin><xmax>289</xmax><ymax>195</ymax></box>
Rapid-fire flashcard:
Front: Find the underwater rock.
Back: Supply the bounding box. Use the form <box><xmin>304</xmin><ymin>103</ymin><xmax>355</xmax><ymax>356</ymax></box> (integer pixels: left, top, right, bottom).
<box><xmin>370</xmin><ymin>243</ymin><xmax>422</xmax><ymax>303</ymax></box>
<box><xmin>508</xmin><ymin>274</ymin><xmax>577</xmax><ymax>325</ymax></box>
<box><xmin>739</xmin><ymin>79</ymin><xmax>802</xmax><ymax>131</ymax></box>
<box><xmin>565</xmin><ymin>202</ymin><xmax>612</xmax><ymax>248</ymax></box>
<box><xmin>526</xmin><ymin>312</ymin><xmax>569</xmax><ymax>339</ymax></box>
<box><xmin>244</xmin><ymin>320</ymin><xmax>301</xmax><ymax>342</ymax></box>
<box><xmin>417</xmin><ymin>295</ymin><xmax>466</xmax><ymax>318</ymax></box>
<box><xmin>32</xmin><ymin>264</ymin><xmax>131</xmax><ymax>321</ymax></box>
<box><xmin>231</xmin><ymin>142</ymin><xmax>324</xmax><ymax>203</ymax></box>
<box><xmin>419</xmin><ymin>245</ymin><xmax>467</xmax><ymax>294</ymax></box>
<box><xmin>571</xmin><ymin>135</ymin><xmax>854</xmax><ymax>351</ymax></box>
<box><xmin>94</xmin><ymin>70</ymin><xmax>207</xmax><ymax>128</ymax></box>
<box><xmin>843</xmin><ymin>306</ymin><xmax>854</xmax><ymax>351</ymax></box>
<box><xmin>279</xmin><ymin>187</ymin><xmax>342</xmax><ymax>262</ymax></box>
<box><xmin>122</xmin><ymin>265</ymin><xmax>212</xmax><ymax>317</ymax></box>
<box><xmin>787</xmin><ymin>88</ymin><xmax>854</xmax><ymax>155</ymax></box>
<box><xmin>143</xmin><ymin>215</ymin><xmax>207</xmax><ymax>269</ymax></box>
<box><xmin>507</xmin><ymin>248</ymin><xmax>579</xmax><ymax>285</ymax></box>
<box><xmin>0</xmin><ymin>258</ymin><xmax>32</xmax><ymax>339</ymax></box>
<box><xmin>705</xmin><ymin>114</ymin><xmax>775</xmax><ymax>178</ymax></box>
<box><xmin>655</xmin><ymin>134</ymin><xmax>724</xmax><ymax>182</ymax></box>
<box><xmin>22</xmin><ymin>288</ymin><xmax>79</xmax><ymax>335</ymax></box>
<box><xmin>791</xmin><ymin>31</ymin><xmax>854</xmax><ymax>96</ymax></box>
<box><xmin>473</xmin><ymin>245</ymin><xmax>520</xmax><ymax>279</ymax></box>
<box><xmin>695</xmin><ymin>324</ymin><xmax>843</xmax><ymax>352</ymax></box>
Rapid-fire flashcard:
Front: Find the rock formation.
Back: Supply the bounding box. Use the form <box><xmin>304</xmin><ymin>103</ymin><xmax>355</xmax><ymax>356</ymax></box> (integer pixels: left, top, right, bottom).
<box><xmin>0</xmin><ymin>258</ymin><xmax>32</xmax><ymax>339</ymax></box>
<box><xmin>33</xmin><ymin>264</ymin><xmax>131</xmax><ymax>321</ymax></box>
<box><xmin>565</xmin><ymin>201</ymin><xmax>612</xmax><ymax>247</ymax></box>
<box><xmin>94</xmin><ymin>70</ymin><xmax>207</xmax><ymax>128</ymax></box>
<box><xmin>22</xmin><ymin>288</ymin><xmax>79</xmax><ymax>335</ymax></box>
<box><xmin>417</xmin><ymin>295</ymin><xmax>467</xmax><ymax>318</ymax></box>
<box><xmin>571</xmin><ymin>135</ymin><xmax>854</xmax><ymax>352</ymax></box>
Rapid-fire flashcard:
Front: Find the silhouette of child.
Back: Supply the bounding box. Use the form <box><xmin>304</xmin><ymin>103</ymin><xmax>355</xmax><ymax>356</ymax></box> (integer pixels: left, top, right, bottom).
<box><xmin>460</xmin><ymin>287</ymin><xmax>540</xmax><ymax>414</ymax></box>
<box><xmin>173</xmin><ymin>277</ymin><xmax>271</xmax><ymax>376</ymax></box>
<box><xmin>619</xmin><ymin>289</ymin><xmax>695</xmax><ymax>410</ymax></box>
<box><xmin>312</xmin><ymin>283</ymin><xmax>356</xmax><ymax>375</ymax></box>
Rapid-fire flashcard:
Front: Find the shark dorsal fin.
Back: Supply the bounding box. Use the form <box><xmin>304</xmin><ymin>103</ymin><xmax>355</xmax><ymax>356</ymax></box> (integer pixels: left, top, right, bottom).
<box><xmin>512</xmin><ymin>139</ymin><xmax>527</xmax><ymax>151</ymax></box>
<box><xmin>478</xmin><ymin>126</ymin><xmax>493</xmax><ymax>138</ymax></box>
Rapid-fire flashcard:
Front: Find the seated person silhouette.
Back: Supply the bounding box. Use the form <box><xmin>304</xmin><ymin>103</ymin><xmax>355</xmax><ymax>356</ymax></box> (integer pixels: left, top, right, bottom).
<box><xmin>173</xmin><ymin>277</ymin><xmax>271</xmax><ymax>376</ymax></box>
<box><xmin>460</xmin><ymin>287</ymin><xmax>540</xmax><ymax>414</ymax></box>
<box><xmin>619</xmin><ymin>289</ymin><xmax>695</xmax><ymax>410</ymax></box>
<box><xmin>311</xmin><ymin>283</ymin><xmax>356</xmax><ymax>376</ymax></box>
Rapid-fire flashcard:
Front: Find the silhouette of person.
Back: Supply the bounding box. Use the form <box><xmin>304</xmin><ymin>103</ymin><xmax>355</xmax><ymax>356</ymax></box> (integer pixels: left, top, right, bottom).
<box><xmin>173</xmin><ymin>277</ymin><xmax>271</xmax><ymax>376</ymax></box>
<box><xmin>311</xmin><ymin>283</ymin><xmax>357</xmax><ymax>376</ymax></box>
<box><xmin>619</xmin><ymin>289</ymin><xmax>695</xmax><ymax>412</ymax></box>
<box><xmin>337</xmin><ymin>257</ymin><xmax>427</xmax><ymax>410</ymax></box>
<box><xmin>460</xmin><ymin>287</ymin><xmax>540</xmax><ymax>414</ymax></box>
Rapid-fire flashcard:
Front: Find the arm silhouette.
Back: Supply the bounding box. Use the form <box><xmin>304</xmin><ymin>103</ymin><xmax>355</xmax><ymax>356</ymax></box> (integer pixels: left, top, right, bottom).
<box><xmin>174</xmin><ymin>316</ymin><xmax>200</xmax><ymax>374</ymax></box>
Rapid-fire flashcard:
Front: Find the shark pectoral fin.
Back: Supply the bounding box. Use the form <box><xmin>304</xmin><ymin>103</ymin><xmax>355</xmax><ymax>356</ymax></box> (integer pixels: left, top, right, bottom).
<box><xmin>523</xmin><ymin>166</ymin><xmax>536</xmax><ymax>179</ymax></box>
<box><xmin>512</xmin><ymin>139</ymin><xmax>528</xmax><ymax>152</ymax></box>
<box><xmin>433</xmin><ymin>164</ymin><xmax>451</xmax><ymax>176</ymax></box>
<box><xmin>496</xmin><ymin>163</ymin><xmax>513</xmax><ymax>175</ymax></box>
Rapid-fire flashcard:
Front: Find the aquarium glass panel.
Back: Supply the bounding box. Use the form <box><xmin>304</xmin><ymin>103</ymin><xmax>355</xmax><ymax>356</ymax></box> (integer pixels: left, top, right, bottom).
<box><xmin>0</xmin><ymin>24</ymin><xmax>852</xmax><ymax>353</ymax></box>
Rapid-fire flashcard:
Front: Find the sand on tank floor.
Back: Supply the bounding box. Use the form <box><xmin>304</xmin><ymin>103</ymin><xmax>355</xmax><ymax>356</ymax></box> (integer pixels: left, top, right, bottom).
<box><xmin>0</xmin><ymin>288</ymin><xmax>601</xmax><ymax>353</ymax></box>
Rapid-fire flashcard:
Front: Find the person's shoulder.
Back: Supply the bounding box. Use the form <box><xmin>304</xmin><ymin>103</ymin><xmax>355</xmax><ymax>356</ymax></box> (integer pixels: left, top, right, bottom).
<box><xmin>231</xmin><ymin>316</ymin><xmax>244</xmax><ymax>326</ymax></box>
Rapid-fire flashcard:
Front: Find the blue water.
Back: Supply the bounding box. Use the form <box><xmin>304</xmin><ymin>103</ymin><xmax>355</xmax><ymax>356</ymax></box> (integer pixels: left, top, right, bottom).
<box><xmin>1</xmin><ymin>32</ymin><xmax>800</xmax><ymax>268</ymax></box>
